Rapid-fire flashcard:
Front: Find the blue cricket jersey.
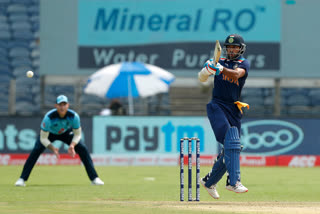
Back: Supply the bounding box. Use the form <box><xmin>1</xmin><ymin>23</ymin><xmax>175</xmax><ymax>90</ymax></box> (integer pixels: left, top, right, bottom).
<box><xmin>40</xmin><ymin>109</ymin><xmax>81</xmax><ymax>135</ymax></box>
<box><xmin>212</xmin><ymin>57</ymin><xmax>250</xmax><ymax>103</ymax></box>
<box><xmin>207</xmin><ymin>56</ymin><xmax>250</xmax><ymax>143</ymax></box>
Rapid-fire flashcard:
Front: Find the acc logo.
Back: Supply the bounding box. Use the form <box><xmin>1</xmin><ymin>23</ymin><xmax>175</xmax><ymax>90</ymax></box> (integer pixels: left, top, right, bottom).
<box><xmin>241</xmin><ymin>120</ymin><xmax>304</xmax><ymax>155</ymax></box>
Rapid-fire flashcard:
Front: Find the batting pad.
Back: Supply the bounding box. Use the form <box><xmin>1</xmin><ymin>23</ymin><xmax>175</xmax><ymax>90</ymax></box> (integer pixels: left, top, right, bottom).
<box><xmin>224</xmin><ymin>126</ymin><xmax>241</xmax><ymax>186</ymax></box>
<box><xmin>205</xmin><ymin>151</ymin><xmax>226</xmax><ymax>188</ymax></box>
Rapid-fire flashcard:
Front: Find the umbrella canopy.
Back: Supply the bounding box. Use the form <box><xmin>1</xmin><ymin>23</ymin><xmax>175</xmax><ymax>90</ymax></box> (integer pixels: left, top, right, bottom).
<box><xmin>84</xmin><ymin>62</ymin><xmax>175</xmax><ymax>115</ymax></box>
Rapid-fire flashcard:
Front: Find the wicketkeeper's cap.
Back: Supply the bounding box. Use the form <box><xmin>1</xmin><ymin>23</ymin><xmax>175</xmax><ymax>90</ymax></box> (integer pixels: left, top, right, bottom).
<box><xmin>56</xmin><ymin>95</ymin><xmax>68</xmax><ymax>104</ymax></box>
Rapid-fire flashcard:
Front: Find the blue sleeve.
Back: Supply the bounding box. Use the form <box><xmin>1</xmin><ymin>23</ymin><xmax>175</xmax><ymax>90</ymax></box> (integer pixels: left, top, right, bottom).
<box><xmin>40</xmin><ymin>115</ymin><xmax>51</xmax><ymax>132</ymax></box>
<box><xmin>239</xmin><ymin>59</ymin><xmax>250</xmax><ymax>72</ymax></box>
<box><xmin>72</xmin><ymin>112</ymin><xmax>81</xmax><ymax>129</ymax></box>
<box><xmin>239</xmin><ymin>59</ymin><xmax>250</xmax><ymax>77</ymax></box>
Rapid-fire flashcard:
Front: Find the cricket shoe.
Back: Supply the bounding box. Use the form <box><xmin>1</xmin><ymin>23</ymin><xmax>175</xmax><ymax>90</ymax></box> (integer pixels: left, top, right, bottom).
<box><xmin>226</xmin><ymin>181</ymin><xmax>248</xmax><ymax>193</ymax></box>
<box><xmin>91</xmin><ymin>177</ymin><xmax>104</xmax><ymax>185</ymax></box>
<box><xmin>200</xmin><ymin>178</ymin><xmax>219</xmax><ymax>199</ymax></box>
<box><xmin>15</xmin><ymin>178</ymin><xmax>26</xmax><ymax>187</ymax></box>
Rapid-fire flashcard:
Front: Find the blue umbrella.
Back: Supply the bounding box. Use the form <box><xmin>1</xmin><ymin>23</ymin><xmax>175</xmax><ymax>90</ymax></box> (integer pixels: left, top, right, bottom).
<box><xmin>84</xmin><ymin>62</ymin><xmax>175</xmax><ymax>115</ymax></box>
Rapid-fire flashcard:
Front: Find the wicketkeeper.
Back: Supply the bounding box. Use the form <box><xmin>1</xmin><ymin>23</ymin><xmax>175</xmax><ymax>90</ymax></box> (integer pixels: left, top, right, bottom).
<box><xmin>198</xmin><ymin>34</ymin><xmax>250</xmax><ymax>199</ymax></box>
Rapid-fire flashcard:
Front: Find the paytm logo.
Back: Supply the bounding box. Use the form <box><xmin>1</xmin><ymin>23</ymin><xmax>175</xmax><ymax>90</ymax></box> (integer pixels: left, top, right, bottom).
<box><xmin>162</xmin><ymin>121</ymin><xmax>204</xmax><ymax>152</ymax></box>
<box><xmin>241</xmin><ymin>120</ymin><xmax>304</xmax><ymax>155</ymax></box>
<box><xmin>92</xmin><ymin>117</ymin><xmax>216</xmax><ymax>154</ymax></box>
<box><xmin>104</xmin><ymin>121</ymin><xmax>205</xmax><ymax>153</ymax></box>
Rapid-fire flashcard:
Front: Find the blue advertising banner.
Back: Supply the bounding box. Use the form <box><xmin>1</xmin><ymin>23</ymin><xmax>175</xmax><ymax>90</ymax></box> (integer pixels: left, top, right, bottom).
<box><xmin>92</xmin><ymin>116</ymin><xmax>218</xmax><ymax>155</ymax></box>
<box><xmin>241</xmin><ymin>119</ymin><xmax>319</xmax><ymax>156</ymax></box>
<box><xmin>0</xmin><ymin>117</ymin><xmax>92</xmax><ymax>153</ymax></box>
<box><xmin>92</xmin><ymin>117</ymin><xmax>319</xmax><ymax>156</ymax></box>
<box><xmin>78</xmin><ymin>0</ymin><xmax>280</xmax><ymax>45</ymax></box>
<box><xmin>77</xmin><ymin>0</ymin><xmax>281</xmax><ymax>72</ymax></box>
<box><xmin>2</xmin><ymin>116</ymin><xmax>318</xmax><ymax>156</ymax></box>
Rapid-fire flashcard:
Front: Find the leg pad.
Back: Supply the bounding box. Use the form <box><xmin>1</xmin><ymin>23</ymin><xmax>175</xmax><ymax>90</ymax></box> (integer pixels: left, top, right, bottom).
<box><xmin>224</xmin><ymin>127</ymin><xmax>241</xmax><ymax>186</ymax></box>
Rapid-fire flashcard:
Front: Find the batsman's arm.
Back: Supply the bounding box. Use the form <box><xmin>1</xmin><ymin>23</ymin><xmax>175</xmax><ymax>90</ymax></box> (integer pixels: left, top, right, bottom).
<box><xmin>221</xmin><ymin>67</ymin><xmax>246</xmax><ymax>81</ymax></box>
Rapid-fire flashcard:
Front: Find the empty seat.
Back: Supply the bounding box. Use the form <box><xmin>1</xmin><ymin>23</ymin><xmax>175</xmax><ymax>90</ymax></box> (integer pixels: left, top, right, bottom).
<box><xmin>12</xmin><ymin>30</ymin><xmax>34</xmax><ymax>40</ymax></box>
<box><xmin>11</xmin><ymin>0</ymin><xmax>33</xmax><ymax>5</ymax></box>
<box><xmin>16</xmin><ymin>90</ymin><xmax>34</xmax><ymax>100</ymax></box>
<box><xmin>241</xmin><ymin>96</ymin><xmax>265</xmax><ymax>106</ymax></box>
<box><xmin>9</xmin><ymin>40</ymin><xmax>30</xmax><ymax>48</ymax></box>
<box><xmin>31</xmin><ymin>21</ymin><xmax>38</xmax><ymax>32</ymax></box>
<box><xmin>7</xmin><ymin>4</ymin><xmax>27</xmax><ymax>14</ymax></box>
<box><xmin>14</xmin><ymin>68</ymin><xmax>33</xmax><ymax>78</ymax></box>
<box><xmin>16</xmin><ymin>83</ymin><xmax>33</xmax><ymax>93</ymax></box>
<box><xmin>0</xmin><ymin>29</ymin><xmax>10</xmax><ymax>39</ymax></box>
<box><xmin>0</xmin><ymin>15</ymin><xmax>7</xmax><ymax>23</ymax></box>
<box><xmin>0</xmin><ymin>59</ymin><xmax>10</xmax><ymax>69</ymax></box>
<box><xmin>241</xmin><ymin>88</ymin><xmax>264</xmax><ymax>97</ymax></box>
<box><xmin>264</xmin><ymin>96</ymin><xmax>274</xmax><ymax>106</ymax></box>
<box><xmin>54</xmin><ymin>85</ymin><xmax>74</xmax><ymax>94</ymax></box>
<box><xmin>282</xmin><ymin>88</ymin><xmax>309</xmax><ymax>98</ymax></box>
<box><xmin>287</xmin><ymin>106</ymin><xmax>311</xmax><ymax>115</ymax></box>
<box><xmin>80</xmin><ymin>94</ymin><xmax>107</xmax><ymax>105</ymax></box>
<box><xmin>16</xmin><ymin>100</ymin><xmax>40</xmax><ymax>115</ymax></box>
<box><xmin>0</xmin><ymin>6</ymin><xmax>6</xmax><ymax>13</ymax></box>
<box><xmin>29</xmin><ymin>40</ymin><xmax>39</xmax><ymax>49</ymax></box>
<box><xmin>11</xmin><ymin>21</ymin><xmax>31</xmax><ymax>30</ymax></box>
<box><xmin>0</xmin><ymin>40</ymin><xmax>8</xmax><ymax>49</ymax></box>
<box><xmin>45</xmin><ymin>85</ymin><xmax>58</xmax><ymax>94</ymax></box>
<box><xmin>11</xmin><ymin>57</ymin><xmax>32</xmax><ymax>68</ymax></box>
<box><xmin>30</xmin><ymin>47</ymin><xmax>39</xmax><ymax>58</ymax></box>
<box><xmin>0</xmin><ymin>64</ymin><xmax>11</xmax><ymax>73</ymax></box>
<box><xmin>281</xmin><ymin>88</ymin><xmax>310</xmax><ymax>106</ymax></box>
<box><xmin>29</xmin><ymin>14</ymin><xmax>39</xmax><ymax>23</ymax></box>
<box><xmin>0</xmin><ymin>94</ymin><xmax>9</xmax><ymax>113</ymax></box>
<box><xmin>311</xmin><ymin>106</ymin><xmax>320</xmax><ymax>115</ymax></box>
<box><xmin>27</xmin><ymin>4</ymin><xmax>38</xmax><ymax>15</ymax></box>
<box><xmin>9</xmin><ymin>47</ymin><xmax>30</xmax><ymax>58</ymax></box>
<box><xmin>0</xmin><ymin>0</ymin><xmax>10</xmax><ymax>4</ymax></box>
<box><xmin>9</xmin><ymin>14</ymin><xmax>29</xmax><ymax>22</ymax></box>
<box><xmin>0</xmin><ymin>71</ymin><xmax>13</xmax><ymax>83</ymax></box>
<box><xmin>0</xmin><ymin>22</ymin><xmax>9</xmax><ymax>30</ymax></box>
<box><xmin>32</xmin><ymin>57</ymin><xmax>39</xmax><ymax>67</ymax></box>
<box><xmin>286</xmin><ymin>95</ymin><xmax>310</xmax><ymax>106</ymax></box>
<box><xmin>309</xmin><ymin>89</ymin><xmax>320</xmax><ymax>106</ymax></box>
<box><xmin>44</xmin><ymin>93</ymin><xmax>58</xmax><ymax>105</ymax></box>
<box><xmin>0</xmin><ymin>47</ymin><xmax>7</xmax><ymax>57</ymax></box>
<box><xmin>44</xmin><ymin>85</ymin><xmax>75</xmax><ymax>104</ymax></box>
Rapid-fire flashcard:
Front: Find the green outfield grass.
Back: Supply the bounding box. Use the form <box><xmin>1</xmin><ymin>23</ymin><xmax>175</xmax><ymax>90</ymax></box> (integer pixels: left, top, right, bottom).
<box><xmin>1</xmin><ymin>166</ymin><xmax>320</xmax><ymax>214</ymax></box>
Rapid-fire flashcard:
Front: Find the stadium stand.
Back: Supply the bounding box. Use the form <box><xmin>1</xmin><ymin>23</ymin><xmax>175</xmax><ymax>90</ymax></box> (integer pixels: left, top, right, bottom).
<box><xmin>0</xmin><ymin>0</ymin><xmax>319</xmax><ymax>117</ymax></box>
<box><xmin>0</xmin><ymin>0</ymin><xmax>39</xmax><ymax>115</ymax></box>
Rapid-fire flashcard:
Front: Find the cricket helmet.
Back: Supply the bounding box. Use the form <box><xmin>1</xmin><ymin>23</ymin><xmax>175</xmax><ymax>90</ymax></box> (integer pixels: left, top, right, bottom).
<box><xmin>223</xmin><ymin>34</ymin><xmax>246</xmax><ymax>60</ymax></box>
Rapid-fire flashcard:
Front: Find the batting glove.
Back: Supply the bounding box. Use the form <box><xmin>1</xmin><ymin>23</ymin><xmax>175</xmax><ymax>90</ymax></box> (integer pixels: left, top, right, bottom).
<box><xmin>203</xmin><ymin>60</ymin><xmax>223</xmax><ymax>75</ymax></box>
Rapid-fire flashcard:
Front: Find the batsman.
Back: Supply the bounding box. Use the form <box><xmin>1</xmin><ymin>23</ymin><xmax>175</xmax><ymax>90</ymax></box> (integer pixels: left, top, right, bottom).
<box><xmin>198</xmin><ymin>34</ymin><xmax>250</xmax><ymax>199</ymax></box>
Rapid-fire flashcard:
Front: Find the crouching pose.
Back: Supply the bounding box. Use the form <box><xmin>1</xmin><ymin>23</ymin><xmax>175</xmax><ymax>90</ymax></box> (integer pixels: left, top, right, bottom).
<box><xmin>15</xmin><ymin>95</ymin><xmax>104</xmax><ymax>186</ymax></box>
<box><xmin>198</xmin><ymin>34</ymin><xmax>250</xmax><ymax>199</ymax></box>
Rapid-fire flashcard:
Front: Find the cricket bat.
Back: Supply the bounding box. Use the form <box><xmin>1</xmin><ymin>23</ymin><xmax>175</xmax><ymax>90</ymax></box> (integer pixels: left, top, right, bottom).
<box><xmin>212</xmin><ymin>40</ymin><xmax>221</xmax><ymax>66</ymax></box>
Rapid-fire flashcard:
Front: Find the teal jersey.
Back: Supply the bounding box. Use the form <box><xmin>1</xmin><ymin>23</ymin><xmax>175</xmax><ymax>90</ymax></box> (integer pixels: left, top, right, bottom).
<box><xmin>40</xmin><ymin>109</ymin><xmax>81</xmax><ymax>135</ymax></box>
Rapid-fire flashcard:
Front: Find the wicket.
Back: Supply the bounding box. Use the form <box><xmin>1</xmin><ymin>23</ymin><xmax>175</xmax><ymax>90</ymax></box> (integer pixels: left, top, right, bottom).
<box><xmin>180</xmin><ymin>137</ymin><xmax>200</xmax><ymax>202</ymax></box>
